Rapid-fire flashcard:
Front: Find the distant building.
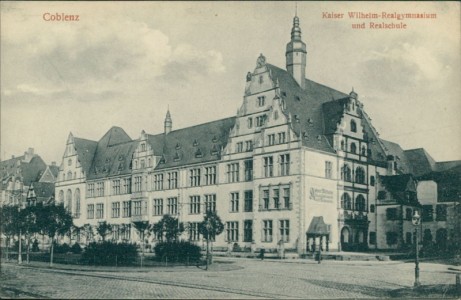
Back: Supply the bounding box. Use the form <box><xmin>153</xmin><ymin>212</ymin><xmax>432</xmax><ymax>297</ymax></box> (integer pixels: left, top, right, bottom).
<box><xmin>0</xmin><ymin>148</ymin><xmax>56</xmax><ymax>207</ymax></box>
<box><xmin>55</xmin><ymin>15</ymin><xmax>460</xmax><ymax>254</ymax></box>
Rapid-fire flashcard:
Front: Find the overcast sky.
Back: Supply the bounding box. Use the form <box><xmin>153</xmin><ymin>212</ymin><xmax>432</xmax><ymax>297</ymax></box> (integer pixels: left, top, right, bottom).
<box><xmin>1</xmin><ymin>1</ymin><xmax>460</xmax><ymax>165</ymax></box>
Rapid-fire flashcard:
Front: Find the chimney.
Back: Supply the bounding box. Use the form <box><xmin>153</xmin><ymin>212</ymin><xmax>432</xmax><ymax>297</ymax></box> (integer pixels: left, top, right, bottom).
<box><xmin>24</xmin><ymin>147</ymin><xmax>35</xmax><ymax>162</ymax></box>
<box><xmin>51</xmin><ymin>161</ymin><xmax>57</xmax><ymax>166</ymax></box>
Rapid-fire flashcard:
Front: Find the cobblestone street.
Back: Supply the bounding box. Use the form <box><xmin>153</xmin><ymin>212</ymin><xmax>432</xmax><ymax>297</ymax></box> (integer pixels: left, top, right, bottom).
<box><xmin>1</xmin><ymin>258</ymin><xmax>458</xmax><ymax>299</ymax></box>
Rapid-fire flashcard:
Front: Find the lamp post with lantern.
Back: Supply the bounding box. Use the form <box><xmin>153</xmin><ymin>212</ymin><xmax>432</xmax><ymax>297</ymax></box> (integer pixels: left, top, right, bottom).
<box><xmin>412</xmin><ymin>210</ymin><xmax>421</xmax><ymax>287</ymax></box>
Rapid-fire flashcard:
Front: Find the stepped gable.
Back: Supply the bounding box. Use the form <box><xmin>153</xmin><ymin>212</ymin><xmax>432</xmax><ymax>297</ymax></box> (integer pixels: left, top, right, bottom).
<box><xmin>380</xmin><ymin>140</ymin><xmax>412</xmax><ymax>174</ymax></box>
<box><xmin>73</xmin><ymin>137</ymin><xmax>98</xmax><ymax>176</ymax></box>
<box><xmin>154</xmin><ymin>117</ymin><xmax>236</xmax><ymax>170</ymax></box>
<box><xmin>266</xmin><ymin>64</ymin><xmax>347</xmax><ymax>153</ymax></box>
<box><xmin>87</xmin><ymin>127</ymin><xmax>138</xmax><ymax>180</ymax></box>
<box><xmin>404</xmin><ymin>148</ymin><xmax>437</xmax><ymax>177</ymax></box>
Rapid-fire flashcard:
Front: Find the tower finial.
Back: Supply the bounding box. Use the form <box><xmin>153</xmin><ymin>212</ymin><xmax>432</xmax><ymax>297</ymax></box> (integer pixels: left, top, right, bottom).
<box><xmin>295</xmin><ymin>1</ymin><xmax>298</xmax><ymax>17</ymax></box>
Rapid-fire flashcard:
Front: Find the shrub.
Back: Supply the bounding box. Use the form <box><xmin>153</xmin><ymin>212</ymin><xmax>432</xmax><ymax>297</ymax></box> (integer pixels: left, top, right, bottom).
<box><xmin>81</xmin><ymin>241</ymin><xmax>138</xmax><ymax>266</ymax></box>
<box><xmin>154</xmin><ymin>240</ymin><xmax>201</xmax><ymax>263</ymax></box>
<box><xmin>54</xmin><ymin>242</ymin><xmax>71</xmax><ymax>254</ymax></box>
<box><xmin>70</xmin><ymin>243</ymin><xmax>82</xmax><ymax>254</ymax></box>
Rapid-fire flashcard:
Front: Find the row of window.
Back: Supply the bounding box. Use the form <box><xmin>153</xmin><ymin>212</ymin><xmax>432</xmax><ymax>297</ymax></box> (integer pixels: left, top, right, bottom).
<box><xmin>261</xmin><ymin>186</ymin><xmax>291</xmax><ymax>211</ymax></box>
<box><xmin>340</xmin><ymin>193</ymin><xmax>367</xmax><ymax>211</ymax></box>
<box><xmin>386</xmin><ymin>205</ymin><xmax>448</xmax><ymax>222</ymax></box>
<box><xmin>267</xmin><ymin>132</ymin><xmax>287</xmax><ymax>146</ymax></box>
<box><xmin>225</xmin><ymin>219</ymin><xmax>290</xmax><ymax>243</ymax></box>
<box><xmin>235</xmin><ymin>141</ymin><xmax>253</xmax><ymax>153</ymax></box>
<box><xmin>248</xmin><ymin>115</ymin><xmax>267</xmax><ymax>129</ymax></box>
<box><xmin>339</xmin><ymin>140</ymin><xmax>368</xmax><ymax>156</ymax></box>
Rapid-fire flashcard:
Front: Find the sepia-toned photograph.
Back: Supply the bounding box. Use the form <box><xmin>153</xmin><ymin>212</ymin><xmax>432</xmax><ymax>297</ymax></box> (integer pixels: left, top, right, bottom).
<box><xmin>1</xmin><ymin>1</ymin><xmax>460</xmax><ymax>299</ymax></box>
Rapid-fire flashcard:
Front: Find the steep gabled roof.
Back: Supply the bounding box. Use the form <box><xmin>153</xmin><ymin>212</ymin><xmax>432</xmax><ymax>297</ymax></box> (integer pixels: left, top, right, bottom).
<box><xmin>0</xmin><ymin>155</ymin><xmax>47</xmax><ymax>187</ymax></box>
<box><xmin>404</xmin><ymin>148</ymin><xmax>437</xmax><ymax>177</ymax></box>
<box><xmin>266</xmin><ymin>64</ymin><xmax>348</xmax><ymax>153</ymax></box>
<box><xmin>73</xmin><ymin>137</ymin><xmax>98</xmax><ymax>175</ymax></box>
<box><xmin>381</xmin><ymin>140</ymin><xmax>412</xmax><ymax>174</ymax></box>
<box><xmin>87</xmin><ymin>127</ymin><xmax>138</xmax><ymax>180</ymax></box>
<box><xmin>153</xmin><ymin>117</ymin><xmax>236</xmax><ymax>170</ymax></box>
<box><xmin>322</xmin><ymin>97</ymin><xmax>350</xmax><ymax>135</ymax></box>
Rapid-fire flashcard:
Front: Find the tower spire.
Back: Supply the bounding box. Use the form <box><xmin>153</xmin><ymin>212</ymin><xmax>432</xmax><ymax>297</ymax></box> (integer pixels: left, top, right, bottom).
<box><xmin>286</xmin><ymin>13</ymin><xmax>307</xmax><ymax>89</ymax></box>
<box><xmin>164</xmin><ymin>108</ymin><xmax>172</xmax><ymax>134</ymax></box>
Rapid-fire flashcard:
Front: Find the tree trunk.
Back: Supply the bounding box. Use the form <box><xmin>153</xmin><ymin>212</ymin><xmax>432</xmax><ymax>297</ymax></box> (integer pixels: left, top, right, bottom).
<box><xmin>50</xmin><ymin>237</ymin><xmax>54</xmax><ymax>266</ymax></box>
<box><xmin>26</xmin><ymin>233</ymin><xmax>30</xmax><ymax>264</ymax></box>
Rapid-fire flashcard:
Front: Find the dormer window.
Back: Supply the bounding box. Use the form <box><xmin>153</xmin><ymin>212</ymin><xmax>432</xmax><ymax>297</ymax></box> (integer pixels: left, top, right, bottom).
<box><xmin>175</xmin><ymin>143</ymin><xmax>181</xmax><ymax>150</ymax></box>
<box><xmin>193</xmin><ymin>140</ymin><xmax>198</xmax><ymax>147</ymax></box>
<box><xmin>350</xmin><ymin>120</ymin><xmax>357</xmax><ymax>132</ymax></box>
<box><xmin>195</xmin><ymin>148</ymin><xmax>203</xmax><ymax>158</ymax></box>
<box><xmin>257</xmin><ymin>96</ymin><xmax>265</xmax><ymax>107</ymax></box>
<box><xmin>212</xmin><ymin>136</ymin><xmax>218</xmax><ymax>143</ymax></box>
<box><xmin>296</xmin><ymin>96</ymin><xmax>301</xmax><ymax>102</ymax></box>
<box><xmin>211</xmin><ymin>145</ymin><xmax>219</xmax><ymax>155</ymax></box>
<box><xmin>174</xmin><ymin>152</ymin><xmax>181</xmax><ymax>161</ymax></box>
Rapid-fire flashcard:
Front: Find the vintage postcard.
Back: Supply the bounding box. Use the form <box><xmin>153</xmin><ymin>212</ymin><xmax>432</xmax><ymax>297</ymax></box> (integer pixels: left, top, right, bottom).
<box><xmin>1</xmin><ymin>1</ymin><xmax>460</xmax><ymax>299</ymax></box>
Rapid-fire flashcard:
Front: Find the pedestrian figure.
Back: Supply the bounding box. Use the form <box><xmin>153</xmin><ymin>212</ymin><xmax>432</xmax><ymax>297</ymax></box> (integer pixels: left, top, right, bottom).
<box><xmin>260</xmin><ymin>247</ymin><xmax>265</xmax><ymax>260</ymax></box>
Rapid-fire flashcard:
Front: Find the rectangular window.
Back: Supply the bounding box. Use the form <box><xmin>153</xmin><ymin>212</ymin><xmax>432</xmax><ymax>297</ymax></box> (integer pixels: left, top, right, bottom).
<box><xmin>154</xmin><ymin>174</ymin><xmax>164</xmax><ymax>191</ymax></box>
<box><xmin>153</xmin><ymin>198</ymin><xmax>163</xmax><ymax>216</ymax></box>
<box><xmin>279</xmin><ymin>220</ymin><xmax>290</xmax><ymax>242</ymax></box>
<box><xmin>257</xmin><ymin>96</ymin><xmax>265</xmax><ymax>106</ymax></box>
<box><xmin>167</xmin><ymin>197</ymin><xmax>178</xmax><ymax>215</ymax></box>
<box><xmin>96</xmin><ymin>182</ymin><xmax>105</xmax><ymax>197</ymax></box>
<box><xmin>168</xmin><ymin>172</ymin><xmax>178</xmax><ymax>189</ymax></box>
<box><xmin>422</xmin><ymin>205</ymin><xmax>434</xmax><ymax>222</ymax></box>
<box><xmin>112</xmin><ymin>225</ymin><xmax>120</xmax><ymax>241</ymax></box>
<box><xmin>405</xmin><ymin>208</ymin><xmax>413</xmax><ymax>221</ymax></box>
<box><xmin>386</xmin><ymin>232</ymin><xmax>398</xmax><ymax>245</ymax></box>
<box><xmin>244</xmin><ymin>220</ymin><xmax>253</xmax><ymax>242</ymax></box>
<box><xmin>205</xmin><ymin>166</ymin><xmax>217</xmax><ymax>185</ymax></box>
<box><xmin>227</xmin><ymin>163</ymin><xmax>240</xmax><ymax>183</ymax></box>
<box><xmin>122</xmin><ymin>201</ymin><xmax>131</xmax><ymax>217</ymax></box>
<box><xmin>111</xmin><ymin>202</ymin><xmax>120</xmax><ymax>218</ymax></box>
<box><xmin>87</xmin><ymin>183</ymin><xmax>95</xmax><ymax>198</ymax></box>
<box><xmin>132</xmin><ymin>201</ymin><xmax>142</xmax><ymax>216</ymax></box>
<box><xmin>244</xmin><ymin>190</ymin><xmax>253</xmax><ymax>212</ymax></box>
<box><xmin>268</xmin><ymin>134</ymin><xmax>275</xmax><ymax>146</ymax></box>
<box><xmin>244</xmin><ymin>160</ymin><xmax>253</xmax><ymax>181</ymax></box>
<box><xmin>263</xmin><ymin>156</ymin><xmax>273</xmax><ymax>177</ymax></box>
<box><xmin>236</xmin><ymin>142</ymin><xmax>244</xmax><ymax>153</ymax></box>
<box><xmin>325</xmin><ymin>161</ymin><xmax>332</xmax><ymax>179</ymax></box>
<box><xmin>189</xmin><ymin>196</ymin><xmax>201</xmax><ymax>214</ymax></box>
<box><xmin>96</xmin><ymin>203</ymin><xmax>104</xmax><ymax>219</ymax></box>
<box><xmin>279</xmin><ymin>154</ymin><xmax>290</xmax><ymax>176</ymax></box>
<box><xmin>278</xmin><ymin>132</ymin><xmax>286</xmax><ymax>144</ymax></box>
<box><xmin>230</xmin><ymin>192</ymin><xmax>239</xmax><ymax>212</ymax></box>
<box><xmin>190</xmin><ymin>168</ymin><xmax>201</xmax><ymax>187</ymax></box>
<box><xmin>226</xmin><ymin>221</ymin><xmax>239</xmax><ymax>242</ymax></box>
<box><xmin>262</xmin><ymin>220</ymin><xmax>273</xmax><ymax>242</ymax></box>
<box><xmin>121</xmin><ymin>224</ymin><xmax>131</xmax><ymax>241</ymax></box>
<box><xmin>436</xmin><ymin>204</ymin><xmax>447</xmax><ymax>221</ymax></box>
<box><xmin>369</xmin><ymin>232</ymin><xmax>376</xmax><ymax>245</ymax></box>
<box><xmin>245</xmin><ymin>140</ymin><xmax>253</xmax><ymax>152</ymax></box>
<box><xmin>205</xmin><ymin>194</ymin><xmax>216</xmax><ymax>212</ymax></box>
<box><xmin>87</xmin><ymin>204</ymin><xmax>94</xmax><ymax>219</ymax></box>
<box><xmin>256</xmin><ymin>115</ymin><xmax>266</xmax><ymax>127</ymax></box>
<box><xmin>386</xmin><ymin>208</ymin><xmax>399</xmax><ymax>221</ymax></box>
<box><xmin>123</xmin><ymin>178</ymin><xmax>131</xmax><ymax>194</ymax></box>
<box><xmin>283</xmin><ymin>188</ymin><xmax>291</xmax><ymax>209</ymax></box>
<box><xmin>134</xmin><ymin>176</ymin><xmax>142</xmax><ymax>192</ymax></box>
<box><xmin>189</xmin><ymin>222</ymin><xmax>200</xmax><ymax>241</ymax></box>
<box><xmin>273</xmin><ymin>189</ymin><xmax>280</xmax><ymax>209</ymax></box>
<box><xmin>112</xmin><ymin>180</ymin><xmax>121</xmax><ymax>195</ymax></box>
<box><xmin>262</xmin><ymin>189</ymin><xmax>270</xmax><ymax>210</ymax></box>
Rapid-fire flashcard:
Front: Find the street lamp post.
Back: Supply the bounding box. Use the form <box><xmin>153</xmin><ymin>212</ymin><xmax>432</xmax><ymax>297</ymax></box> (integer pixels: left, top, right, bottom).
<box><xmin>205</xmin><ymin>220</ymin><xmax>212</xmax><ymax>271</ymax></box>
<box><xmin>412</xmin><ymin>210</ymin><xmax>421</xmax><ymax>288</ymax></box>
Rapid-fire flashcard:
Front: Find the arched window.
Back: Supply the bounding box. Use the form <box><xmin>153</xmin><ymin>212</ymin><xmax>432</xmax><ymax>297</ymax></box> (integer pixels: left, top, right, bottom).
<box><xmin>355</xmin><ymin>195</ymin><xmax>366</xmax><ymax>211</ymax></box>
<box><xmin>75</xmin><ymin>189</ymin><xmax>81</xmax><ymax>218</ymax></box>
<box><xmin>58</xmin><ymin>190</ymin><xmax>64</xmax><ymax>204</ymax></box>
<box><xmin>341</xmin><ymin>193</ymin><xmax>352</xmax><ymax>210</ymax></box>
<box><xmin>67</xmin><ymin>171</ymin><xmax>72</xmax><ymax>180</ymax></box>
<box><xmin>355</xmin><ymin>167</ymin><xmax>365</xmax><ymax>184</ymax></box>
<box><xmin>350</xmin><ymin>143</ymin><xmax>357</xmax><ymax>154</ymax></box>
<box><xmin>350</xmin><ymin>120</ymin><xmax>357</xmax><ymax>132</ymax></box>
<box><xmin>361</xmin><ymin>146</ymin><xmax>366</xmax><ymax>156</ymax></box>
<box><xmin>341</xmin><ymin>164</ymin><xmax>352</xmax><ymax>182</ymax></box>
<box><xmin>340</xmin><ymin>140</ymin><xmax>345</xmax><ymax>151</ymax></box>
<box><xmin>66</xmin><ymin>189</ymin><xmax>72</xmax><ymax>214</ymax></box>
